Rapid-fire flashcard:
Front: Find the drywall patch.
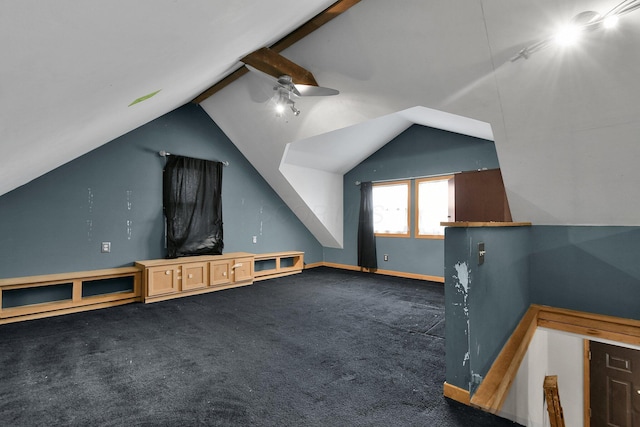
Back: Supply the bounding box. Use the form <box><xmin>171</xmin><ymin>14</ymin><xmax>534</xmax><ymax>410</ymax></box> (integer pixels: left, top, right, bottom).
<box><xmin>454</xmin><ymin>261</ymin><xmax>470</xmax><ymax>294</ymax></box>
<box><xmin>471</xmin><ymin>372</ymin><xmax>484</xmax><ymax>391</ymax></box>
<box><xmin>453</xmin><ymin>261</ymin><xmax>472</xmax><ymax>369</ymax></box>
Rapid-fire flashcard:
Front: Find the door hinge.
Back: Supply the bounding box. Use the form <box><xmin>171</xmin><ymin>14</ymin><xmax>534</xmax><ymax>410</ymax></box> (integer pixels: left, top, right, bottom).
<box><xmin>588</xmin><ymin>350</ymin><xmax>592</xmax><ymax>360</ymax></box>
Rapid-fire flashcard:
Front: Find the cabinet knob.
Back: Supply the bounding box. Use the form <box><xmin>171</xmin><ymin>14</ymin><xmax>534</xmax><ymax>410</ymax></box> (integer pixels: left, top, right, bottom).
<box><xmin>223</xmin><ymin>272</ymin><xmax>227</xmax><ymax>276</ymax></box>
<box><xmin>165</xmin><ymin>270</ymin><xmax>171</xmax><ymax>275</ymax></box>
<box><xmin>188</xmin><ymin>274</ymin><xmax>193</xmax><ymax>279</ymax></box>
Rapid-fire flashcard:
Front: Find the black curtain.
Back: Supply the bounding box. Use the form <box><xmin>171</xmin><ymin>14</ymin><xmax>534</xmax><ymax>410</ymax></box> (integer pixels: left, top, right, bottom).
<box><xmin>357</xmin><ymin>181</ymin><xmax>377</xmax><ymax>269</ymax></box>
<box><xmin>163</xmin><ymin>155</ymin><xmax>223</xmax><ymax>258</ymax></box>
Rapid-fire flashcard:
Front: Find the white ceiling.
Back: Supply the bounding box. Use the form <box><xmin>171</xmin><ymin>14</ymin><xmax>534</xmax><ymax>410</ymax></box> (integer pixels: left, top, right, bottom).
<box><xmin>3</xmin><ymin>0</ymin><xmax>640</xmax><ymax>248</ymax></box>
<box><xmin>0</xmin><ymin>0</ymin><xmax>334</xmax><ymax>195</ymax></box>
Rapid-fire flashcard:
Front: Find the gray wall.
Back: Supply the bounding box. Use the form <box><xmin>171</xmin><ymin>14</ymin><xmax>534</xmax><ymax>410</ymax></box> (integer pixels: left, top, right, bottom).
<box><xmin>0</xmin><ymin>104</ymin><xmax>322</xmax><ymax>278</ymax></box>
<box><xmin>324</xmin><ymin>125</ymin><xmax>501</xmax><ymax>278</ymax></box>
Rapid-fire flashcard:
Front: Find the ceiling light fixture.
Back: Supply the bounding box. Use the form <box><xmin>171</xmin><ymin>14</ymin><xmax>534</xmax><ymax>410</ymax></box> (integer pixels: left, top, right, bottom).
<box><xmin>603</xmin><ymin>14</ymin><xmax>620</xmax><ymax>28</ymax></box>
<box><xmin>273</xmin><ymin>87</ymin><xmax>301</xmax><ymax>117</ymax></box>
<box><xmin>511</xmin><ymin>0</ymin><xmax>640</xmax><ymax>62</ymax></box>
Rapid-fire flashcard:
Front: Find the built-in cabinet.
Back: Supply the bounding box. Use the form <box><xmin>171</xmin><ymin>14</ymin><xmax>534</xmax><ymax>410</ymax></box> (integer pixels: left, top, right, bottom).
<box><xmin>136</xmin><ymin>252</ymin><xmax>254</xmax><ymax>303</ymax></box>
<box><xmin>454</xmin><ymin>168</ymin><xmax>512</xmax><ymax>222</ymax></box>
<box><xmin>0</xmin><ymin>251</ymin><xmax>304</xmax><ymax>322</ymax></box>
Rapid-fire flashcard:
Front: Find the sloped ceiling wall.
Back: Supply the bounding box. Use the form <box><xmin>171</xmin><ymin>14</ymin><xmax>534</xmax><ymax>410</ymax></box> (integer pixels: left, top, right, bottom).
<box><xmin>4</xmin><ymin>0</ymin><xmax>640</xmax><ymax>250</ymax></box>
<box><xmin>202</xmin><ymin>0</ymin><xmax>640</xmax><ymax>247</ymax></box>
<box><xmin>0</xmin><ymin>0</ymin><xmax>336</xmax><ymax>196</ymax></box>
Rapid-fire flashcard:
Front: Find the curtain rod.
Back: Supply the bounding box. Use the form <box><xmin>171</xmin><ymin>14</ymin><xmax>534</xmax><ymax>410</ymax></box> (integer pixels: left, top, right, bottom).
<box><xmin>355</xmin><ymin>171</ymin><xmax>464</xmax><ymax>186</ymax></box>
<box><xmin>158</xmin><ymin>150</ymin><xmax>229</xmax><ymax>166</ymax></box>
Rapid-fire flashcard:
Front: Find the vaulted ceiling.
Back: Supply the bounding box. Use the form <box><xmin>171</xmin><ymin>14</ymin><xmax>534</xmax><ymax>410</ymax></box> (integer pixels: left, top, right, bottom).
<box><xmin>3</xmin><ymin>0</ymin><xmax>640</xmax><ymax>248</ymax></box>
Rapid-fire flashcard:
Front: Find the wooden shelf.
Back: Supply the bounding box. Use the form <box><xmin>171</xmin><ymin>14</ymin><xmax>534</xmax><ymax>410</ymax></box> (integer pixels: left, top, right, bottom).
<box><xmin>254</xmin><ymin>251</ymin><xmax>304</xmax><ymax>281</ymax></box>
<box><xmin>0</xmin><ymin>267</ymin><xmax>142</xmax><ymax>325</ymax></box>
<box><xmin>441</xmin><ymin>221</ymin><xmax>532</xmax><ymax>228</ymax></box>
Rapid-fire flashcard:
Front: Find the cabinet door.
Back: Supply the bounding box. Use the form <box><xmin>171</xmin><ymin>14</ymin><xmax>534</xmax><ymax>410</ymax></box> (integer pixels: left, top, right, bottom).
<box><xmin>181</xmin><ymin>262</ymin><xmax>208</xmax><ymax>291</ymax></box>
<box><xmin>232</xmin><ymin>257</ymin><xmax>254</xmax><ymax>283</ymax></box>
<box><xmin>454</xmin><ymin>169</ymin><xmax>512</xmax><ymax>222</ymax></box>
<box><xmin>147</xmin><ymin>267</ymin><xmax>179</xmax><ymax>297</ymax></box>
<box><xmin>210</xmin><ymin>261</ymin><xmax>231</xmax><ymax>287</ymax></box>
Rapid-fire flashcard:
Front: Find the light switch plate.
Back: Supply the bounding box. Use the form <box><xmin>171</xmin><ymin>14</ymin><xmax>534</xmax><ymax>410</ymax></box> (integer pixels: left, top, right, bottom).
<box><xmin>478</xmin><ymin>242</ymin><xmax>485</xmax><ymax>265</ymax></box>
<box><xmin>101</xmin><ymin>242</ymin><xmax>111</xmax><ymax>253</ymax></box>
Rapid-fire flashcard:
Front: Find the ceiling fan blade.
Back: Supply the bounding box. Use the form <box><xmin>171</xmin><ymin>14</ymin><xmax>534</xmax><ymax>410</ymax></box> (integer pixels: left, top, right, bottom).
<box><xmin>246</xmin><ymin>65</ymin><xmax>300</xmax><ymax>95</ymax></box>
<box><xmin>245</xmin><ymin>64</ymin><xmax>279</xmax><ymax>84</ymax></box>
<box><xmin>241</xmin><ymin>47</ymin><xmax>318</xmax><ymax>86</ymax></box>
<box><xmin>294</xmin><ymin>84</ymin><xmax>339</xmax><ymax>96</ymax></box>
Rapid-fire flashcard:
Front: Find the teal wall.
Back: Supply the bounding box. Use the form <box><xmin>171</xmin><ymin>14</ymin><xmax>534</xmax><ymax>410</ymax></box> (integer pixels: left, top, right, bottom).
<box><xmin>531</xmin><ymin>226</ymin><xmax>640</xmax><ymax>320</ymax></box>
<box><xmin>444</xmin><ymin>224</ymin><xmax>640</xmax><ymax>393</ymax></box>
<box><xmin>0</xmin><ymin>104</ymin><xmax>322</xmax><ymax>278</ymax></box>
<box><xmin>444</xmin><ymin>226</ymin><xmax>530</xmax><ymax>393</ymax></box>
<box><xmin>324</xmin><ymin>125</ymin><xmax>501</xmax><ymax>278</ymax></box>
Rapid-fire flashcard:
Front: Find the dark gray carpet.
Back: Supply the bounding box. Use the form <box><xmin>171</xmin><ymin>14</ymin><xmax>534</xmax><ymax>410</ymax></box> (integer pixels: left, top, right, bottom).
<box><xmin>0</xmin><ymin>267</ymin><xmax>520</xmax><ymax>426</ymax></box>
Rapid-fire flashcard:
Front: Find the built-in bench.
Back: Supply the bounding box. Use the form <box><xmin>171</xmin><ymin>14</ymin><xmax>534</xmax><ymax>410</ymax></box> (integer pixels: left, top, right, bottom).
<box><xmin>0</xmin><ymin>251</ymin><xmax>305</xmax><ymax>323</ymax></box>
<box><xmin>253</xmin><ymin>251</ymin><xmax>304</xmax><ymax>281</ymax></box>
<box><xmin>0</xmin><ymin>267</ymin><xmax>142</xmax><ymax>325</ymax></box>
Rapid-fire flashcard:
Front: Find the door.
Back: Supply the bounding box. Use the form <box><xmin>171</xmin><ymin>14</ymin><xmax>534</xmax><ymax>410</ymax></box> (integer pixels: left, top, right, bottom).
<box><xmin>590</xmin><ymin>341</ymin><xmax>640</xmax><ymax>427</ymax></box>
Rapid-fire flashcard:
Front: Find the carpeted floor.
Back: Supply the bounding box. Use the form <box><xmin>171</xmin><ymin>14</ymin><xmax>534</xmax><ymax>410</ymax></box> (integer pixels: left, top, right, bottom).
<box><xmin>0</xmin><ymin>267</ymin><xmax>520</xmax><ymax>426</ymax></box>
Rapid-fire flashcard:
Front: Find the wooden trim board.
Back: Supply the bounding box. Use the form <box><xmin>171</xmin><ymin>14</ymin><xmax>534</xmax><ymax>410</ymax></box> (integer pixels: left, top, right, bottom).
<box><xmin>441</xmin><ymin>221</ymin><xmax>532</xmax><ymax>228</ymax></box>
<box><xmin>470</xmin><ymin>305</ymin><xmax>540</xmax><ymax>413</ymax></box>
<box><xmin>583</xmin><ymin>339</ymin><xmax>591</xmax><ymax>427</ymax></box>
<box><xmin>469</xmin><ymin>304</ymin><xmax>640</xmax><ymax>415</ymax></box>
<box><xmin>443</xmin><ymin>382</ymin><xmax>470</xmax><ymax>405</ymax></box>
<box><xmin>319</xmin><ymin>262</ymin><xmax>444</xmax><ymax>283</ymax></box>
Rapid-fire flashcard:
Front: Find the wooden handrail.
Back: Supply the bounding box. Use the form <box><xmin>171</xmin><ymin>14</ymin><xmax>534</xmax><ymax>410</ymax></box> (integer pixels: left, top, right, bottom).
<box><xmin>470</xmin><ymin>305</ymin><xmax>540</xmax><ymax>412</ymax></box>
<box><xmin>469</xmin><ymin>304</ymin><xmax>640</xmax><ymax>414</ymax></box>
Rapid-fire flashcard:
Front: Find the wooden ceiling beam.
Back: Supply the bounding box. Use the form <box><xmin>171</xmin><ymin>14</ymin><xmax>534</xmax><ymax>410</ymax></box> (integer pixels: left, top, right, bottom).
<box><xmin>192</xmin><ymin>0</ymin><xmax>360</xmax><ymax>104</ymax></box>
<box><xmin>241</xmin><ymin>47</ymin><xmax>318</xmax><ymax>86</ymax></box>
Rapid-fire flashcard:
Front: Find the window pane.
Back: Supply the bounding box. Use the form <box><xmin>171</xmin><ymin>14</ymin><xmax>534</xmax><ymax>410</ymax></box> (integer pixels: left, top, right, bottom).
<box><xmin>418</xmin><ymin>178</ymin><xmax>450</xmax><ymax>236</ymax></box>
<box><xmin>372</xmin><ymin>182</ymin><xmax>409</xmax><ymax>235</ymax></box>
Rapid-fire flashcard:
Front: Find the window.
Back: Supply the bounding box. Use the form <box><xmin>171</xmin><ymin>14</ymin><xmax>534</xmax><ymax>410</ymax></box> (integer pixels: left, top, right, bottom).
<box><xmin>372</xmin><ymin>180</ymin><xmax>410</xmax><ymax>237</ymax></box>
<box><xmin>415</xmin><ymin>176</ymin><xmax>454</xmax><ymax>239</ymax></box>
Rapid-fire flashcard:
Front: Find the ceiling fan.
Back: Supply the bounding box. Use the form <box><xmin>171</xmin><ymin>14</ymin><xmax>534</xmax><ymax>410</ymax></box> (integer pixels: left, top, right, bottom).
<box><xmin>241</xmin><ymin>47</ymin><xmax>339</xmax><ymax>116</ymax></box>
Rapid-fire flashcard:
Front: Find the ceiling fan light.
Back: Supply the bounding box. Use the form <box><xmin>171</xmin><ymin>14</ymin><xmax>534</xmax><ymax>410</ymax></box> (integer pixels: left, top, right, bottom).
<box><xmin>603</xmin><ymin>14</ymin><xmax>619</xmax><ymax>29</ymax></box>
<box><xmin>554</xmin><ymin>23</ymin><xmax>582</xmax><ymax>46</ymax></box>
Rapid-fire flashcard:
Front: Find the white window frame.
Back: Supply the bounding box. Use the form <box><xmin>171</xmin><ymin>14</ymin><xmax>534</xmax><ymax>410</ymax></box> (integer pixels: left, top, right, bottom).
<box><xmin>372</xmin><ymin>180</ymin><xmax>411</xmax><ymax>238</ymax></box>
<box><xmin>415</xmin><ymin>175</ymin><xmax>454</xmax><ymax>239</ymax></box>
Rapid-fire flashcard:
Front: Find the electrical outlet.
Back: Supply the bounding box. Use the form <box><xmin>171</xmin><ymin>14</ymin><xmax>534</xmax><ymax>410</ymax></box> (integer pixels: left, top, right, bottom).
<box><xmin>101</xmin><ymin>242</ymin><xmax>111</xmax><ymax>253</ymax></box>
<box><xmin>384</xmin><ymin>254</ymin><xmax>389</xmax><ymax>261</ymax></box>
<box><xmin>252</xmin><ymin>236</ymin><xmax>257</xmax><ymax>244</ymax></box>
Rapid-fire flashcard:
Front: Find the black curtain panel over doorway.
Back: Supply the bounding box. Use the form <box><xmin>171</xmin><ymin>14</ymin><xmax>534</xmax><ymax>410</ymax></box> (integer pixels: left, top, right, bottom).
<box><xmin>163</xmin><ymin>155</ymin><xmax>223</xmax><ymax>258</ymax></box>
<box><xmin>357</xmin><ymin>181</ymin><xmax>377</xmax><ymax>269</ymax></box>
